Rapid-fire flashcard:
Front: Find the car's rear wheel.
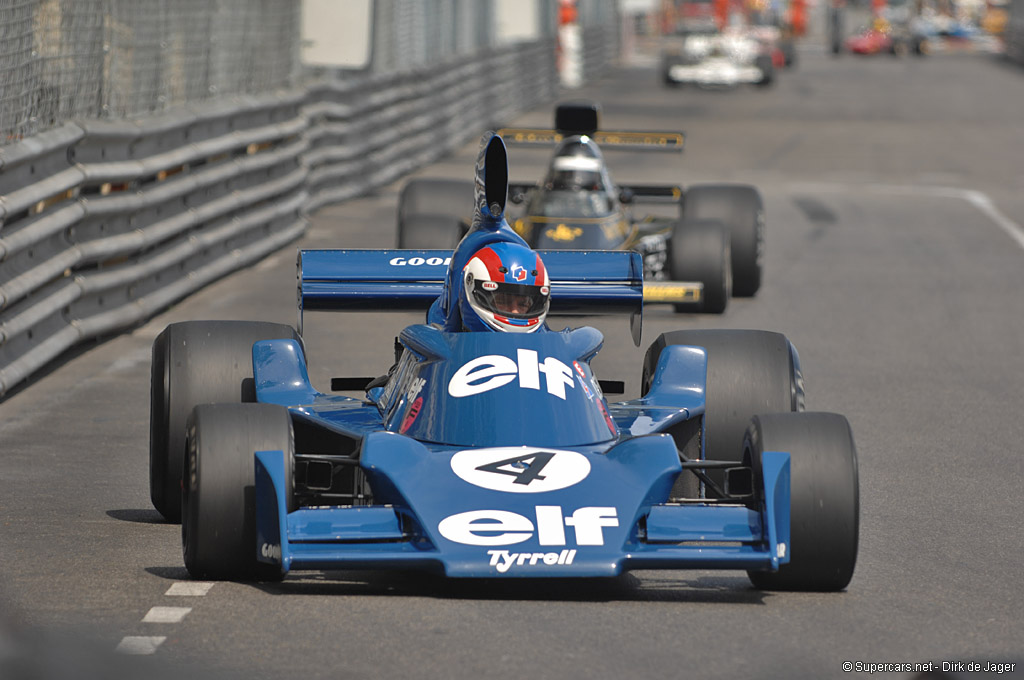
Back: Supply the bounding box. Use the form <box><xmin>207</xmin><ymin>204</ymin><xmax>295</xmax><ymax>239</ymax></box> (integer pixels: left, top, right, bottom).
<box><xmin>182</xmin><ymin>403</ymin><xmax>294</xmax><ymax>581</ymax></box>
<box><xmin>745</xmin><ymin>412</ymin><xmax>859</xmax><ymax>591</ymax></box>
<box><xmin>755</xmin><ymin>54</ymin><xmax>775</xmax><ymax>86</ymax></box>
<box><xmin>150</xmin><ymin>320</ymin><xmax>300</xmax><ymax>522</ymax></box>
<box><xmin>397</xmin><ymin>178</ymin><xmax>473</xmax><ymax>249</ymax></box>
<box><xmin>641</xmin><ymin>329</ymin><xmax>804</xmax><ymax>474</ymax></box>
<box><xmin>682</xmin><ymin>184</ymin><xmax>765</xmax><ymax>297</ymax></box>
<box><xmin>661</xmin><ymin>54</ymin><xmax>684</xmax><ymax>86</ymax></box>
<box><xmin>668</xmin><ymin>219</ymin><xmax>731</xmax><ymax>314</ymax></box>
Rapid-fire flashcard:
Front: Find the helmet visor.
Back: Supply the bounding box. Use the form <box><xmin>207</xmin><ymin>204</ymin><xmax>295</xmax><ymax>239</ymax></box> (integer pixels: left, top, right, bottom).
<box><xmin>471</xmin><ymin>281</ymin><xmax>550</xmax><ymax>319</ymax></box>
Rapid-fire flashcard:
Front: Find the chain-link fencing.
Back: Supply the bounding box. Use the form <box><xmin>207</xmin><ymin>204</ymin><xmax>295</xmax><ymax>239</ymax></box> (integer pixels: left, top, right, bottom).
<box><xmin>0</xmin><ymin>0</ymin><xmax>301</xmax><ymax>143</ymax></box>
<box><xmin>0</xmin><ymin>0</ymin><xmax>621</xmax><ymax>397</ymax></box>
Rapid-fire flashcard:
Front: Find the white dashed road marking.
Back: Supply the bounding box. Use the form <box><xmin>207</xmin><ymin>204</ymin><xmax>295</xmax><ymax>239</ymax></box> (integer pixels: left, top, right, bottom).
<box><xmin>116</xmin><ymin>582</ymin><xmax>213</xmax><ymax>652</ymax></box>
<box><xmin>115</xmin><ymin>636</ymin><xmax>167</xmax><ymax>655</ymax></box>
<box><xmin>142</xmin><ymin>606</ymin><xmax>192</xmax><ymax>623</ymax></box>
<box><xmin>165</xmin><ymin>581</ymin><xmax>215</xmax><ymax>596</ymax></box>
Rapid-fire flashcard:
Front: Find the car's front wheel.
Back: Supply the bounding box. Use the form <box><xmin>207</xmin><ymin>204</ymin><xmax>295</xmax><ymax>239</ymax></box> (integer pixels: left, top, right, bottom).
<box><xmin>668</xmin><ymin>219</ymin><xmax>731</xmax><ymax>314</ymax></box>
<box><xmin>182</xmin><ymin>403</ymin><xmax>295</xmax><ymax>581</ymax></box>
<box><xmin>745</xmin><ymin>412</ymin><xmax>859</xmax><ymax>591</ymax></box>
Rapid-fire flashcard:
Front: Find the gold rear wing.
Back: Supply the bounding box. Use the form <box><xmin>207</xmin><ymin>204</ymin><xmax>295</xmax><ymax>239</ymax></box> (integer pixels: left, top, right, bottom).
<box><xmin>497</xmin><ymin>127</ymin><xmax>685</xmax><ymax>152</ymax></box>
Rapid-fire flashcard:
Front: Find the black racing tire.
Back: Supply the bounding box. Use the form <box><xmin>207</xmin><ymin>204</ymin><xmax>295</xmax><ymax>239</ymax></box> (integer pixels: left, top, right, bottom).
<box><xmin>745</xmin><ymin>412</ymin><xmax>859</xmax><ymax>591</ymax></box>
<box><xmin>149</xmin><ymin>320</ymin><xmax>300</xmax><ymax>523</ymax></box>
<box><xmin>668</xmin><ymin>219</ymin><xmax>731</xmax><ymax>314</ymax></box>
<box><xmin>640</xmin><ymin>330</ymin><xmax>804</xmax><ymax>474</ymax></box>
<box><xmin>182</xmin><ymin>403</ymin><xmax>294</xmax><ymax>581</ymax></box>
<box><xmin>682</xmin><ymin>184</ymin><xmax>765</xmax><ymax>297</ymax></box>
<box><xmin>661</xmin><ymin>54</ymin><xmax>684</xmax><ymax>86</ymax></box>
<box><xmin>397</xmin><ymin>215</ymin><xmax>463</xmax><ymax>250</ymax></box>
<box><xmin>397</xmin><ymin>178</ymin><xmax>473</xmax><ymax>249</ymax></box>
<box><xmin>755</xmin><ymin>55</ymin><xmax>775</xmax><ymax>86</ymax></box>
<box><xmin>781</xmin><ymin>40</ymin><xmax>797</xmax><ymax>68</ymax></box>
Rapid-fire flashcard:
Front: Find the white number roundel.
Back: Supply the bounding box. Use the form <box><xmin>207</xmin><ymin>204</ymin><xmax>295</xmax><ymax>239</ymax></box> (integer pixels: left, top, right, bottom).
<box><xmin>450</xmin><ymin>447</ymin><xmax>591</xmax><ymax>493</ymax></box>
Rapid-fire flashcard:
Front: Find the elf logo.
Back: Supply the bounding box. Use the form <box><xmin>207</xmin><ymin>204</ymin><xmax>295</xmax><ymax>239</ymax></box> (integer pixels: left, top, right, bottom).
<box><xmin>448</xmin><ymin>349</ymin><xmax>574</xmax><ymax>400</ymax></box>
<box><xmin>437</xmin><ymin>506</ymin><xmax>619</xmax><ymax>547</ymax></box>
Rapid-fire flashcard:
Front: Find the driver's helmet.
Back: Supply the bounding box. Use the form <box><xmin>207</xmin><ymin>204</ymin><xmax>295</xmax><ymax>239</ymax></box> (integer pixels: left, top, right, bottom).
<box><xmin>460</xmin><ymin>242</ymin><xmax>550</xmax><ymax>333</ymax></box>
<box><xmin>544</xmin><ymin>136</ymin><xmax>608</xmax><ymax>192</ymax></box>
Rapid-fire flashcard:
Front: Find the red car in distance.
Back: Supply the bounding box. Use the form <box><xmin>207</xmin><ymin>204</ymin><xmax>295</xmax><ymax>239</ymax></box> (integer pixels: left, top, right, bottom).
<box><xmin>845</xmin><ymin>24</ymin><xmax>896</xmax><ymax>53</ymax></box>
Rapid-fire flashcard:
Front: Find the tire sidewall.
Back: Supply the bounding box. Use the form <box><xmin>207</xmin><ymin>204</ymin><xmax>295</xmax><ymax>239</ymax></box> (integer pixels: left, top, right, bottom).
<box><xmin>746</xmin><ymin>412</ymin><xmax>859</xmax><ymax>591</ymax></box>
<box><xmin>397</xmin><ymin>178</ymin><xmax>473</xmax><ymax>249</ymax></box>
<box><xmin>682</xmin><ymin>185</ymin><xmax>765</xmax><ymax>297</ymax></box>
<box><xmin>641</xmin><ymin>329</ymin><xmax>799</xmax><ymax>465</ymax></box>
<box><xmin>182</xmin><ymin>403</ymin><xmax>293</xmax><ymax>581</ymax></box>
<box><xmin>668</xmin><ymin>218</ymin><xmax>731</xmax><ymax>314</ymax></box>
<box><xmin>149</xmin><ymin>321</ymin><xmax>299</xmax><ymax>523</ymax></box>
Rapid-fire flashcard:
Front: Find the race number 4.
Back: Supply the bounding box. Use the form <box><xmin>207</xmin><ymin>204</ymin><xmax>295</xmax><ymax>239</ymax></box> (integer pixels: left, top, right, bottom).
<box><xmin>475</xmin><ymin>451</ymin><xmax>554</xmax><ymax>486</ymax></box>
<box><xmin>450</xmin><ymin>448</ymin><xmax>591</xmax><ymax>493</ymax></box>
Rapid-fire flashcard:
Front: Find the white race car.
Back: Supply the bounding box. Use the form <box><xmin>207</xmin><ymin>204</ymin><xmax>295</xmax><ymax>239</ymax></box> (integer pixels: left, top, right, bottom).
<box><xmin>662</xmin><ymin>31</ymin><xmax>774</xmax><ymax>88</ymax></box>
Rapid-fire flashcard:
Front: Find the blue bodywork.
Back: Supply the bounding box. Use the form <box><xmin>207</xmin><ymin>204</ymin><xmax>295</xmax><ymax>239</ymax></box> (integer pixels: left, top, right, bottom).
<box><xmin>249</xmin><ymin>327</ymin><xmax>791</xmax><ymax>578</ymax></box>
<box><xmin>242</xmin><ymin>132</ymin><xmax>790</xmax><ymax>578</ymax></box>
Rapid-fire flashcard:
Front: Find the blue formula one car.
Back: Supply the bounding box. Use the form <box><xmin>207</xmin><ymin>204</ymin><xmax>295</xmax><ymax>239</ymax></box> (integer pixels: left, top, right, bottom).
<box><xmin>149</xmin><ymin>134</ymin><xmax>858</xmax><ymax>591</ymax></box>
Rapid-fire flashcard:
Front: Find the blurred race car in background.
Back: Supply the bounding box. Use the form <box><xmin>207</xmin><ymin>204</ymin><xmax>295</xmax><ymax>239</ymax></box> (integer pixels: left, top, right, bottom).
<box><xmin>845</xmin><ymin>16</ymin><xmax>930</xmax><ymax>55</ymax></box>
<box><xmin>661</xmin><ymin>29</ymin><xmax>777</xmax><ymax>87</ymax></box>
<box><xmin>396</xmin><ymin>102</ymin><xmax>765</xmax><ymax>314</ymax></box>
<box><xmin>845</xmin><ymin>23</ymin><xmax>898</xmax><ymax>54</ymax></box>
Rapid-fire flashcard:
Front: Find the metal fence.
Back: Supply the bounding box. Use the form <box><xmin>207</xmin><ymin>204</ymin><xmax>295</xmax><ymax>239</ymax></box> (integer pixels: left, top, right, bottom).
<box><xmin>0</xmin><ymin>0</ymin><xmax>620</xmax><ymax>397</ymax></box>
<box><xmin>305</xmin><ymin>40</ymin><xmax>558</xmax><ymax>212</ymax></box>
<box><xmin>0</xmin><ymin>0</ymin><xmax>301</xmax><ymax>143</ymax></box>
<box><xmin>369</xmin><ymin>0</ymin><xmax>495</xmax><ymax>74</ymax></box>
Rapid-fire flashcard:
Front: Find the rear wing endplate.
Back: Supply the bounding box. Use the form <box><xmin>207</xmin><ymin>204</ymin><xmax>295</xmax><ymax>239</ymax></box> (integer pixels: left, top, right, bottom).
<box><xmin>298</xmin><ymin>249</ymin><xmax>644</xmax><ymax>345</ymax></box>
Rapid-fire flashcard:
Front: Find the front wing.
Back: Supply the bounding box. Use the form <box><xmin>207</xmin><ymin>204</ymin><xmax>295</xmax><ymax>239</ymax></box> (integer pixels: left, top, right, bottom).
<box><xmin>253</xmin><ymin>438</ymin><xmax>791</xmax><ymax>578</ymax></box>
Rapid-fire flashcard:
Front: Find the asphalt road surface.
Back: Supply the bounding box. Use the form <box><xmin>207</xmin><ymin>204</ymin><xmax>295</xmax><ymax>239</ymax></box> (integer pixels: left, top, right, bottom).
<box><xmin>2</xmin><ymin>44</ymin><xmax>1023</xmax><ymax>680</ymax></box>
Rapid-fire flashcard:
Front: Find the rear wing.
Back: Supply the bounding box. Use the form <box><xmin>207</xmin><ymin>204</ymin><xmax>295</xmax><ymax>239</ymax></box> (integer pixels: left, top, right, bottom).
<box><xmin>508</xmin><ymin>182</ymin><xmax>683</xmax><ymax>207</ymax></box>
<box><xmin>498</xmin><ymin>100</ymin><xmax>684</xmax><ymax>152</ymax></box>
<box><xmin>298</xmin><ymin>249</ymin><xmax>644</xmax><ymax>345</ymax></box>
<box><xmin>497</xmin><ymin>128</ymin><xmax>684</xmax><ymax>152</ymax></box>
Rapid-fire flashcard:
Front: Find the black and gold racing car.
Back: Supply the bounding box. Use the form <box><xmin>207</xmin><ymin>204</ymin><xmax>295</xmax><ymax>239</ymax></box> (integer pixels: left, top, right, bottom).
<box><xmin>396</xmin><ymin>101</ymin><xmax>764</xmax><ymax>314</ymax></box>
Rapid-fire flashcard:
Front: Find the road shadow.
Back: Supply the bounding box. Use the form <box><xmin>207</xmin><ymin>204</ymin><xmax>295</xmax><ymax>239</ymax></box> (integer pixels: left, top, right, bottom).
<box><xmin>106</xmin><ymin>508</ymin><xmax>166</xmax><ymax>524</ymax></box>
<box><xmin>144</xmin><ymin>565</ymin><xmax>192</xmax><ymax>581</ymax></box>
<box><xmin>240</xmin><ymin>569</ymin><xmax>770</xmax><ymax>605</ymax></box>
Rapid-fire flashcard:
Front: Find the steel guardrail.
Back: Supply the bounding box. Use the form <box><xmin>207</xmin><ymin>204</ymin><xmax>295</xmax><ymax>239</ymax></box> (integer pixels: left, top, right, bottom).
<box><xmin>0</xmin><ymin>32</ymin><xmax>614</xmax><ymax>397</ymax></box>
